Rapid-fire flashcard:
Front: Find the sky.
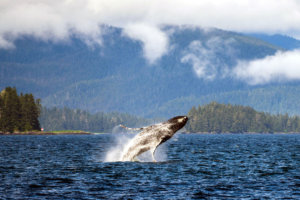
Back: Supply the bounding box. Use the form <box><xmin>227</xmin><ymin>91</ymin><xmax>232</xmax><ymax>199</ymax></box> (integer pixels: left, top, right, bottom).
<box><xmin>1</xmin><ymin>0</ymin><xmax>300</xmax><ymax>84</ymax></box>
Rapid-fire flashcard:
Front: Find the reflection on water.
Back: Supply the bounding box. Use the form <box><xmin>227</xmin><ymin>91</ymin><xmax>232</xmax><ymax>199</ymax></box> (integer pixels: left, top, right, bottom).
<box><xmin>0</xmin><ymin>134</ymin><xmax>299</xmax><ymax>199</ymax></box>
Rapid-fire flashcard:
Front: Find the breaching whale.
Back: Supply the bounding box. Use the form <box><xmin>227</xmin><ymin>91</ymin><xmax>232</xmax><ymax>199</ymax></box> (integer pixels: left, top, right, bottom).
<box><xmin>120</xmin><ymin>116</ymin><xmax>188</xmax><ymax>162</ymax></box>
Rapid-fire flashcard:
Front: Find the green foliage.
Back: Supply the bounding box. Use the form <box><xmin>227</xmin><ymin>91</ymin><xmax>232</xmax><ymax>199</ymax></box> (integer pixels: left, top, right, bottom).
<box><xmin>154</xmin><ymin>85</ymin><xmax>300</xmax><ymax>117</ymax></box>
<box><xmin>19</xmin><ymin>93</ymin><xmax>41</xmax><ymax>131</ymax></box>
<box><xmin>0</xmin><ymin>87</ymin><xmax>41</xmax><ymax>133</ymax></box>
<box><xmin>186</xmin><ymin>102</ymin><xmax>300</xmax><ymax>133</ymax></box>
<box><xmin>49</xmin><ymin>130</ymin><xmax>90</xmax><ymax>134</ymax></box>
<box><xmin>39</xmin><ymin>107</ymin><xmax>152</xmax><ymax>133</ymax></box>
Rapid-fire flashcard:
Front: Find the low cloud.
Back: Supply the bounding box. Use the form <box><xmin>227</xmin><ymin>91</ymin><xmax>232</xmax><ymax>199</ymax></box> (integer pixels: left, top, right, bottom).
<box><xmin>1</xmin><ymin>0</ymin><xmax>300</xmax><ymax>63</ymax></box>
<box><xmin>181</xmin><ymin>37</ymin><xmax>237</xmax><ymax>80</ymax></box>
<box><xmin>182</xmin><ymin>37</ymin><xmax>300</xmax><ymax>84</ymax></box>
<box><xmin>123</xmin><ymin>23</ymin><xmax>169</xmax><ymax>64</ymax></box>
<box><xmin>233</xmin><ymin>49</ymin><xmax>300</xmax><ymax>84</ymax></box>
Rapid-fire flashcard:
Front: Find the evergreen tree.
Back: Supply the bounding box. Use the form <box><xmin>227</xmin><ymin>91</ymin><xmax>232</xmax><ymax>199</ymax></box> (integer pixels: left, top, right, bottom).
<box><xmin>0</xmin><ymin>95</ymin><xmax>4</xmax><ymax>131</ymax></box>
<box><xmin>0</xmin><ymin>87</ymin><xmax>41</xmax><ymax>133</ymax></box>
<box><xmin>186</xmin><ymin>102</ymin><xmax>300</xmax><ymax>133</ymax></box>
<box><xmin>39</xmin><ymin>107</ymin><xmax>152</xmax><ymax>132</ymax></box>
<box><xmin>20</xmin><ymin>94</ymin><xmax>41</xmax><ymax>131</ymax></box>
<box><xmin>1</xmin><ymin>87</ymin><xmax>21</xmax><ymax>133</ymax></box>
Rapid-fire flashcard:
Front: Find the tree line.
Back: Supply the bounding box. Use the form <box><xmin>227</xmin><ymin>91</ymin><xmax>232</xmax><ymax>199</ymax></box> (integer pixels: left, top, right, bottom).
<box><xmin>186</xmin><ymin>102</ymin><xmax>300</xmax><ymax>133</ymax></box>
<box><xmin>2</xmin><ymin>86</ymin><xmax>300</xmax><ymax>134</ymax></box>
<box><xmin>0</xmin><ymin>87</ymin><xmax>41</xmax><ymax>133</ymax></box>
<box><xmin>39</xmin><ymin>107</ymin><xmax>152</xmax><ymax>133</ymax></box>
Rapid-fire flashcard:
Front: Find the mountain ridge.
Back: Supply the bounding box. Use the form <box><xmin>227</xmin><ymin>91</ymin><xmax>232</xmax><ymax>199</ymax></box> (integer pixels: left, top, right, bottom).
<box><xmin>1</xmin><ymin>26</ymin><xmax>299</xmax><ymax>117</ymax></box>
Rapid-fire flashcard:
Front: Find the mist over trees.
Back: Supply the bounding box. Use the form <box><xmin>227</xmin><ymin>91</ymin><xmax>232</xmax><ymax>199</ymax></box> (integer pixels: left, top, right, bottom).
<box><xmin>0</xmin><ymin>87</ymin><xmax>41</xmax><ymax>133</ymax></box>
<box><xmin>186</xmin><ymin>102</ymin><xmax>300</xmax><ymax>133</ymax></box>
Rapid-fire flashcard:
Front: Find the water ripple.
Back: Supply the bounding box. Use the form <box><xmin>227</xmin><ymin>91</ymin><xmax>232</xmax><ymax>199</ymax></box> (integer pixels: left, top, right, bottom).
<box><xmin>0</xmin><ymin>134</ymin><xmax>299</xmax><ymax>199</ymax></box>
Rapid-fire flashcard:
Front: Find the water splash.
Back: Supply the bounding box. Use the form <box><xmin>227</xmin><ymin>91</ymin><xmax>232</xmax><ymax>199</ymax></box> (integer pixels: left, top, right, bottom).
<box><xmin>103</xmin><ymin>133</ymin><xmax>167</xmax><ymax>162</ymax></box>
<box><xmin>104</xmin><ymin>134</ymin><xmax>134</xmax><ymax>162</ymax></box>
<box><xmin>111</xmin><ymin>125</ymin><xmax>124</xmax><ymax>134</ymax></box>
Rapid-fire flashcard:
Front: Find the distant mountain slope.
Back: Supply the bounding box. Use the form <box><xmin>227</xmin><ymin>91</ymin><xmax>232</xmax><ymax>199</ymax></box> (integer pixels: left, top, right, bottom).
<box><xmin>247</xmin><ymin>33</ymin><xmax>300</xmax><ymax>50</ymax></box>
<box><xmin>39</xmin><ymin>107</ymin><xmax>152</xmax><ymax>132</ymax></box>
<box><xmin>1</xmin><ymin>26</ymin><xmax>297</xmax><ymax>117</ymax></box>
<box><xmin>154</xmin><ymin>85</ymin><xmax>300</xmax><ymax>117</ymax></box>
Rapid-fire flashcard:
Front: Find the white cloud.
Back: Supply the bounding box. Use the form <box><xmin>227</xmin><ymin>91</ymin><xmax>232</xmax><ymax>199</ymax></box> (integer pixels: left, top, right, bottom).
<box><xmin>181</xmin><ymin>37</ymin><xmax>237</xmax><ymax>80</ymax></box>
<box><xmin>233</xmin><ymin>49</ymin><xmax>300</xmax><ymax>84</ymax></box>
<box><xmin>123</xmin><ymin>23</ymin><xmax>169</xmax><ymax>64</ymax></box>
<box><xmin>0</xmin><ymin>36</ymin><xmax>14</xmax><ymax>49</ymax></box>
<box><xmin>0</xmin><ymin>0</ymin><xmax>300</xmax><ymax>62</ymax></box>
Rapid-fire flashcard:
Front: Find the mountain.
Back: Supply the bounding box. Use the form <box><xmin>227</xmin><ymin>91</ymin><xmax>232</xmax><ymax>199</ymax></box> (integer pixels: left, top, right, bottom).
<box><xmin>39</xmin><ymin>107</ymin><xmax>152</xmax><ymax>132</ymax></box>
<box><xmin>247</xmin><ymin>33</ymin><xmax>300</xmax><ymax>50</ymax></box>
<box><xmin>153</xmin><ymin>85</ymin><xmax>300</xmax><ymax>117</ymax></box>
<box><xmin>1</xmin><ymin>26</ymin><xmax>298</xmax><ymax>118</ymax></box>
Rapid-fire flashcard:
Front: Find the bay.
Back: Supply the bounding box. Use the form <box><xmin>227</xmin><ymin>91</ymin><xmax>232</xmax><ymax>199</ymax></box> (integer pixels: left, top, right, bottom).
<box><xmin>0</xmin><ymin>134</ymin><xmax>299</xmax><ymax>199</ymax></box>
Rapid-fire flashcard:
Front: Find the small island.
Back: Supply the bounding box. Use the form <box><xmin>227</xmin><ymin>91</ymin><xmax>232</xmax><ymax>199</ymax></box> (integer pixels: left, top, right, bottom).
<box><xmin>0</xmin><ymin>87</ymin><xmax>42</xmax><ymax>134</ymax></box>
<box><xmin>0</xmin><ymin>87</ymin><xmax>93</xmax><ymax>135</ymax></box>
<box><xmin>186</xmin><ymin>102</ymin><xmax>300</xmax><ymax>134</ymax></box>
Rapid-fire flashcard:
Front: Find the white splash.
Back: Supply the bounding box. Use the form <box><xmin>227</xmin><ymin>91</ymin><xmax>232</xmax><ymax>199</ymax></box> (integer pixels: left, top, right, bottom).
<box><xmin>103</xmin><ymin>133</ymin><xmax>167</xmax><ymax>162</ymax></box>
<box><xmin>111</xmin><ymin>125</ymin><xmax>125</xmax><ymax>134</ymax></box>
<box><xmin>104</xmin><ymin>134</ymin><xmax>134</xmax><ymax>162</ymax></box>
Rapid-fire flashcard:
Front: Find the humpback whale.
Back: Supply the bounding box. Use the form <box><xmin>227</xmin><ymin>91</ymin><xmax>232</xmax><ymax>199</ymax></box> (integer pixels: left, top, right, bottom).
<box><xmin>120</xmin><ymin>116</ymin><xmax>188</xmax><ymax>162</ymax></box>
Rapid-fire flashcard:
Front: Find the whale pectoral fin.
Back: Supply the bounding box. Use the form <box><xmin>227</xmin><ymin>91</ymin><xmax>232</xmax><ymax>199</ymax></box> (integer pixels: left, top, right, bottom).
<box><xmin>119</xmin><ymin>124</ymin><xmax>144</xmax><ymax>131</ymax></box>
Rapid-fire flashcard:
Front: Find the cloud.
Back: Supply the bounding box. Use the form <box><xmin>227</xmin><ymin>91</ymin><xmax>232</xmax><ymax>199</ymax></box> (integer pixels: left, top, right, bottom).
<box><xmin>0</xmin><ymin>0</ymin><xmax>300</xmax><ymax>62</ymax></box>
<box><xmin>123</xmin><ymin>23</ymin><xmax>169</xmax><ymax>64</ymax></box>
<box><xmin>181</xmin><ymin>37</ymin><xmax>237</xmax><ymax>80</ymax></box>
<box><xmin>181</xmin><ymin>36</ymin><xmax>300</xmax><ymax>84</ymax></box>
<box><xmin>0</xmin><ymin>0</ymin><xmax>103</xmax><ymax>45</ymax></box>
<box><xmin>233</xmin><ymin>49</ymin><xmax>300</xmax><ymax>84</ymax></box>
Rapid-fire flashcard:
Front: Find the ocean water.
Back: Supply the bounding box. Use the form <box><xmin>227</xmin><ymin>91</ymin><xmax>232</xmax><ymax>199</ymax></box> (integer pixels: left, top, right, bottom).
<box><xmin>0</xmin><ymin>134</ymin><xmax>299</xmax><ymax>199</ymax></box>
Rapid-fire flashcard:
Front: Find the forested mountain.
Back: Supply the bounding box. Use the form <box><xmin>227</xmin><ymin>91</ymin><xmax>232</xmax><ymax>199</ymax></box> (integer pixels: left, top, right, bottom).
<box><xmin>0</xmin><ymin>87</ymin><xmax>41</xmax><ymax>133</ymax></box>
<box><xmin>1</xmin><ymin>26</ymin><xmax>299</xmax><ymax>117</ymax></box>
<box><xmin>152</xmin><ymin>85</ymin><xmax>300</xmax><ymax>117</ymax></box>
<box><xmin>247</xmin><ymin>33</ymin><xmax>300</xmax><ymax>50</ymax></box>
<box><xmin>186</xmin><ymin>102</ymin><xmax>300</xmax><ymax>133</ymax></box>
<box><xmin>39</xmin><ymin>107</ymin><xmax>152</xmax><ymax>132</ymax></box>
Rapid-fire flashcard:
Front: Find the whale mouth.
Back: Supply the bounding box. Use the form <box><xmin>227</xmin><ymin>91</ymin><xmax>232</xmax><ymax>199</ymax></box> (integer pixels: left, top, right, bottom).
<box><xmin>172</xmin><ymin>116</ymin><xmax>188</xmax><ymax>130</ymax></box>
<box><xmin>178</xmin><ymin>116</ymin><xmax>188</xmax><ymax>123</ymax></box>
<box><xmin>168</xmin><ymin>116</ymin><xmax>189</xmax><ymax>125</ymax></box>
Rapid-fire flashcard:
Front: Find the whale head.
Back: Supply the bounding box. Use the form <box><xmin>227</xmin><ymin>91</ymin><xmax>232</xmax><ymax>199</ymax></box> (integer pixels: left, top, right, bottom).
<box><xmin>167</xmin><ymin>116</ymin><xmax>188</xmax><ymax>132</ymax></box>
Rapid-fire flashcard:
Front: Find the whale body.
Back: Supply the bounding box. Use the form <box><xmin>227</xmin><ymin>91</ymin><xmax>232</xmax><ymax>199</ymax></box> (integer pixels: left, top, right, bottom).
<box><xmin>120</xmin><ymin>116</ymin><xmax>188</xmax><ymax>162</ymax></box>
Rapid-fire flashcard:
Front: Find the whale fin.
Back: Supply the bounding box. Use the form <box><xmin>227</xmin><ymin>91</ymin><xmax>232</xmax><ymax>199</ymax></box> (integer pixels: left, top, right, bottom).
<box><xmin>119</xmin><ymin>124</ymin><xmax>144</xmax><ymax>131</ymax></box>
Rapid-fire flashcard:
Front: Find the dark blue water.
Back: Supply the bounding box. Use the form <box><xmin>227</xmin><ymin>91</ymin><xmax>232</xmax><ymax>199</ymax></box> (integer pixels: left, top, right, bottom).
<box><xmin>0</xmin><ymin>134</ymin><xmax>299</xmax><ymax>199</ymax></box>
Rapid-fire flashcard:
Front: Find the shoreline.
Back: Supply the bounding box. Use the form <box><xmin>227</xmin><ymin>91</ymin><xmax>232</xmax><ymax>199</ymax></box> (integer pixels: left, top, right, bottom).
<box><xmin>0</xmin><ymin>131</ymin><xmax>91</xmax><ymax>135</ymax></box>
<box><xmin>1</xmin><ymin>132</ymin><xmax>299</xmax><ymax>135</ymax></box>
<box><xmin>182</xmin><ymin>132</ymin><xmax>300</xmax><ymax>134</ymax></box>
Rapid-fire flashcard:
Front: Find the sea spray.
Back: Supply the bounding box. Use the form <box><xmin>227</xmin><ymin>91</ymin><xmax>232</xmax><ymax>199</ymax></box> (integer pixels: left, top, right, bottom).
<box><xmin>104</xmin><ymin>134</ymin><xmax>134</xmax><ymax>162</ymax></box>
<box><xmin>103</xmin><ymin>133</ymin><xmax>168</xmax><ymax>162</ymax></box>
<box><xmin>104</xmin><ymin>125</ymin><xmax>138</xmax><ymax>162</ymax></box>
<box><xmin>111</xmin><ymin>125</ymin><xmax>125</xmax><ymax>134</ymax></box>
